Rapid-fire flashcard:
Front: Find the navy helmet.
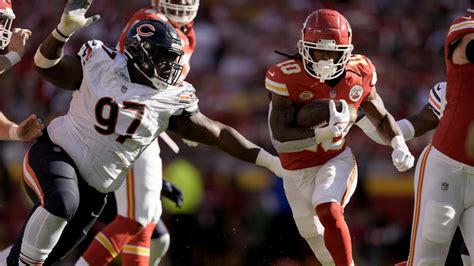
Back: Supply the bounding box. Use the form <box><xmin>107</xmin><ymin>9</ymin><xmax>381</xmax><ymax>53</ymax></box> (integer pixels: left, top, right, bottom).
<box><xmin>125</xmin><ymin>19</ymin><xmax>184</xmax><ymax>90</ymax></box>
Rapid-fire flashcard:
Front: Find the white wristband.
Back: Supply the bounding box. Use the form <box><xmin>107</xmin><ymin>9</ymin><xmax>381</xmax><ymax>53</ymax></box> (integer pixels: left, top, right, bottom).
<box><xmin>397</xmin><ymin>119</ymin><xmax>415</xmax><ymax>141</ymax></box>
<box><xmin>8</xmin><ymin>125</ymin><xmax>20</xmax><ymax>140</ymax></box>
<box><xmin>4</xmin><ymin>51</ymin><xmax>21</xmax><ymax>66</ymax></box>
<box><xmin>51</xmin><ymin>28</ymin><xmax>70</xmax><ymax>43</ymax></box>
<box><xmin>34</xmin><ymin>46</ymin><xmax>62</xmax><ymax>69</ymax></box>
<box><xmin>391</xmin><ymin>135</ymin><xmax>407</xmax><ymax>150</ymax></box>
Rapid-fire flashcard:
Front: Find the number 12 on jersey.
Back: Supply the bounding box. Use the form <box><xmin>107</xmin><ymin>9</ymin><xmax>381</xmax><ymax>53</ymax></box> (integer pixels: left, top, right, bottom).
<box><xmin>94</xmin><ymin>97</ymin><xmax>145</xmax><ymax>144</ymax></box>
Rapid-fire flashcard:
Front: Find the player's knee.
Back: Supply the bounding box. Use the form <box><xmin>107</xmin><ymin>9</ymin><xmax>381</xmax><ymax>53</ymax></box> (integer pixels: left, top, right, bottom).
<box><xmin>315</xmin><ymin>202</ymin><xmax>344</xmax><ymax>229</ymax></box>
<box><xmin>44</xmin><ymin>188</ymin><xmax>80</xmax><ymax>221</ymax></box>
<box><xmin>294</xmin><ymin>214</ymin><xmax>322</xmax><ymax>238</ymax></box>
<box><xmin>422</xmin><ymin>201</ymin><xmax>455</xmax><ymax>244</ymax></box>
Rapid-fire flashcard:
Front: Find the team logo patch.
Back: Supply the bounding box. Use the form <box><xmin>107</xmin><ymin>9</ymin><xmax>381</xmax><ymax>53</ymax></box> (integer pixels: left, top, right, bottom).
<box><xmin>137</xmin><ymin>24</ymin><xmax>156</xmax><ymax>37</ymax></box>
<box><xmin>299</xmin><ymin>91</ymin><xmax>314</xmax><ymax>100</ymax></box>
<box><xmin>349</xmin><ymin>85</ymin><xmax>363</xmax><ymax>102</ymax></box>
<box><xmin>441</xmin><ymin>182</ymin><xmax>449</xmax><ymax>191</ymax></box>
<box><xmin>178</xmin><ymin>90</ymin><xmax>197</xmax><ymax>103</ymax></box>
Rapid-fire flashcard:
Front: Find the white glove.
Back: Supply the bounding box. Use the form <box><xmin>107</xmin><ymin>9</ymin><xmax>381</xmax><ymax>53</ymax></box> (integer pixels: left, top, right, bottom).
<box><xmin>391</xmin><ymin>135</ymin><xmax>415</xmax><ymax>172</ymax></box>
<box><xmin>314</xmin><ymin>99</ymin><xmax>351</xmax><ymax>145</ymax></box>
<box><xmin>56</xmin><ymin>0</ymin><xmax>100</xmax><ymax>38</ymax></box>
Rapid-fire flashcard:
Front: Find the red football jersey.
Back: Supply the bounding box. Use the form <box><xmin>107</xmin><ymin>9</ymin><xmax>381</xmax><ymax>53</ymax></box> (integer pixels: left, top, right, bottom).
<box><xmin>265</xmin><ymin>54</ymin><xmax>376</xmax><ymax>170</ymax></box>
<box><xmin>117</xmin><ymin>7</ymin><xmax>196</xmax><ymax>79</ymax></box>
<box><xmin>432</xmin><ymin>46</ymin><xmax>474</xmax><ymax>166</ymax></box>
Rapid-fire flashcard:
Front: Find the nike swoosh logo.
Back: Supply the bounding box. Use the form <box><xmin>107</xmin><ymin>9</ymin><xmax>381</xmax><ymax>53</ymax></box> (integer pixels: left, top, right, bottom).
<box><xmin>268</xmin><ymin>71</ymin><xmax>275</xmax><ymax>77</ymax></box>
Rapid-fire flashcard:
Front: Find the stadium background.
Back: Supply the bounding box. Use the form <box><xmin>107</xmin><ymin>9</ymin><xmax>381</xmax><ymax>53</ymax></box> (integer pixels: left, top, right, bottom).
<box><xmin>0</xmin><ymin>0</ymin><xmax>471</xmax><ymax>265</ymax></box>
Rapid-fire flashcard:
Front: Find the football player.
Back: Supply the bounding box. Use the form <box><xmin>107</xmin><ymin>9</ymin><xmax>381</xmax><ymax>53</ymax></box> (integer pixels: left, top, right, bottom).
<box><xmin>265</xmin><ymin>9</ymin><xmax>414</xmax><ymax>265</ymax></box>
<box><xmin>79</xmin><ymin>1</ymin><xmax>199</xmax><ymax>265</ymax></box>
<box><xmin>0</xmin><ymin>0</ymin><xmax>43</xmax><ymax>141</ymax></box>
<box><xmin>4</xmin><ymin>0</ymin><xmax>281</xmax><ymax>265</ymax></box>
<box><xmin>358</xmin><ymin>81</ymin><xmax>470</xmax><ymax>265</ymax></box>
<box><xmin>399</xmin><ymin>9</ymin><xmax>474</xmax><ymax>265</ymax></box>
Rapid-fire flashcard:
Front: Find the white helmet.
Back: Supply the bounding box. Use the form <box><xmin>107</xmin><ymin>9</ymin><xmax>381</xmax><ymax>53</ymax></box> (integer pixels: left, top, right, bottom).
<box><xmin>151</xmin><ymin>0</ymin><xmax>199</xmax><ymax>25</ymax></box>
<box><xmin>0</xmin><ymin>0</ymin><xmax>15</xmax><ymax>50</ymax></box>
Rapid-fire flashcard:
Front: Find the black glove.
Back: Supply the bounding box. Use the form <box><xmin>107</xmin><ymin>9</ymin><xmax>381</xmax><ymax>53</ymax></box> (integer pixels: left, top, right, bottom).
<box><xmin>161</xmin><ymin>179</ymin><xmax>184</xmax><ymax>208</ymax></box>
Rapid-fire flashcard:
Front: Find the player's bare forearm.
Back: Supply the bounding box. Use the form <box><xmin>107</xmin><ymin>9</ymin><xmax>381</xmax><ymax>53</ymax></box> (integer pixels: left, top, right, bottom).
<box><xmin>407</xmin><ymin>104</ymin><xmax>440</xmax><ymax>137</ymax></box>
<box><xmin>168</xmin><ymin>112</ymin><xmax>261</xmax><ymax>163</ymax></box>
<box><xmin>361</xmin><ymin>87</ymin><xmax>400</xmax><ymax>143</ymax></box>
<box><xmin>270</xmin><ymin>93</ymin><xmax>314</xmax><ymax>142</ymax></box>
<box><xmin>34</xmin><ymin>35</ymin><xmax>83</xmax><ymax>91</ymax></box>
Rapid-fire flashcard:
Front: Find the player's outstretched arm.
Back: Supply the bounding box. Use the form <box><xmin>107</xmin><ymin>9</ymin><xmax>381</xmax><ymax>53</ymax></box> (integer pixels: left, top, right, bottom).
<box><xmin>357</xmin><ymin>103</ymin><xmax>440</xmax><ymax>144</ymax></box>
<box><xmin>168</xmin><ymin>112</ymin><xmax>283</xmax><ymax>177</ymax></box>
<box><xmin>33</xmin><ymin>0</ymin><xmax>100</xmax><ymax>91</ymax></box>
<box><xmin>361</xmin><ymin>87</ymin><xmax>415</xmax><ymax>172</ymax></box>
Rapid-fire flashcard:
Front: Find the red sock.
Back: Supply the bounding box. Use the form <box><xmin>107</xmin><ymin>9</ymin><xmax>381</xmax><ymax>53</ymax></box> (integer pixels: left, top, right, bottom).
<box><xmin>315</xmin><ymin>202</ymin><xmax>353</xmax><ymax>265</ymax></box>
<box><xmin>81</xmin><ymin>215</ymin><xmax>143</xmax><ymax>265</ymax></box>
<box><xmin>122</xmin><ymin>223</ymin><xmax>157</xmax><ymax>266</ymax></box>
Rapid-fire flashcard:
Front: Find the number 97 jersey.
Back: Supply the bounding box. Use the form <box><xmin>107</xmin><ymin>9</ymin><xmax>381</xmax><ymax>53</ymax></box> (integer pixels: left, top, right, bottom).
<box><xmin>47</xmin><ymin>40</ymin><xmax>199</xmax><ymax>193</ymax></box>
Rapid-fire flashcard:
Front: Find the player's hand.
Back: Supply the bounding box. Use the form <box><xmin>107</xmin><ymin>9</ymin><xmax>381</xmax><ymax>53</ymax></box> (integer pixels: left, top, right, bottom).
<box><xmin>391</xmin><ymin>136</ymin><xmax>415</xmax><ymax>172</ymax></box>
<box><xmin>161</xmin><ymin>179</ymin><xmax>183</xmax><ymax>208</ymax></box>
<box><xmin>17</xmin><ymin>114</ymin><xmax>44</xmax><ymax>141</ymax></box>
<box><xmin>182</xmin><ymin>138</ymin><xmax>199</xmax><ymax>147</ymax></box>
<box><xmin>314</xmin><ymin>100</ymin><xmax>351</xmax><ymax>143</ymax></box>
<box><xmin>58</xmin><ymin>0</ymin><xmax>100</xmax><ymax>37</ymax></box>
<box><xmin>8</xmin><ymin>28</ymin><xmax>32</xmax><ymax>58</ymax></box>
<box><xmin>329</xmin><ymin>99</ymin><xmax>351</xmax><ymax>134</ymax></box>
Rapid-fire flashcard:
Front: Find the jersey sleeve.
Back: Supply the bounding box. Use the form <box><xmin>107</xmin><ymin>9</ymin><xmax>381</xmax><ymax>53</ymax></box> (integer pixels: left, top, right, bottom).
<box><xmin>264</xmin><ymin>64</ymin><xmax>289</xmax><ymax>96</ymax></box>
<box><xmin>171</xmin><ymin>82</ymin><xmax>199</xmax><ymax>116</ymax></box>
<box><xmin>348</xmin><ymin>54</ymin><xmax>377</xmax><ymax>102</ymax></box>
<box><xmin>427</xmin><ymin>81</ymin><xmax>447</xmax><ymax>119</ymax></box>
<box><xmin>77</xmin><ymin>40</ymin><xmax>104</xmax><ymax>65</ymax></box>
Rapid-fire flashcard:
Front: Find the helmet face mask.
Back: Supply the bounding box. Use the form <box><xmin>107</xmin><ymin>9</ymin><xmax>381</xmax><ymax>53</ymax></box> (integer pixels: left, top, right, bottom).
<box><xmin>298</xmin><ymin>9</ymin><xmax>354</xmax><ymax>82</ymax></box>
<box><xmin>157</xmin><ymin>0</ymin><xmax>199</xmax><ymax>25</ymax></box>
<box><xmin>0</xmin><ymin>0</ymin><xmax>15</xmax><ymax>50</ymax></box>
<box><xmin>125</xmin><ymin>20</ymin><xmax>184</xmax><ymax>90</ymax></box>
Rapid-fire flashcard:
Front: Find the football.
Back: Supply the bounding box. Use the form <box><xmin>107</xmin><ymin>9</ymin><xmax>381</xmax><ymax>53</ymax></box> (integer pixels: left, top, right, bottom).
<box><xmin>295</xmin><ymin>99</ymin><xmax>342</xmax><ymax>128</ymax></box>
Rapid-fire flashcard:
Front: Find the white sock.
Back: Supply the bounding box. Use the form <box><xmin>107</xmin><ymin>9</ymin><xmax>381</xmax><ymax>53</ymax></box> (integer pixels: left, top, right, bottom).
<box><xmin>149</xmin><ymin>233</ymin><xmax>170</xmax><ymax>266</ymax></box>
<box><xmin>20</xmin><ymin>206</ymin><xmax>67</xmax><ymax>264</ymax></box>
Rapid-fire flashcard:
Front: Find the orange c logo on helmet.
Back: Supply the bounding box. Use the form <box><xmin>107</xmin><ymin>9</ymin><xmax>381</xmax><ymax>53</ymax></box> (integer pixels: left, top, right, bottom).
<box><xmin>136</xmin><ymin>24</ymin><xmax>155</xmax><ymax>37</ymax></box>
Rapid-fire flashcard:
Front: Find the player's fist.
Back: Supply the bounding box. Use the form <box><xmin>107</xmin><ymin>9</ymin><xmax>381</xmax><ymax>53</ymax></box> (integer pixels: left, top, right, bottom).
<box><xmin>161</xmin><ymin>179</ymin><xmax>184</xmax><ymax>208</ymax></box>
<box><xmin>58</xmin><ymin>0</ymin><xmax>100</xmax><ymax>37</ymax></box>
<box><xmin>391</xmin><ymin>136</ymin><xmax>415</xmax><ymax>172</ymax></box>
<box><xmin>16</xmin><ymin>114</ymin><xmax>44</xmax><ymax>141</ymax></box>
<box><xmin>8</xmin><ymin>28</ymin><xmax>32</xmax><ymax>58</ymax></box>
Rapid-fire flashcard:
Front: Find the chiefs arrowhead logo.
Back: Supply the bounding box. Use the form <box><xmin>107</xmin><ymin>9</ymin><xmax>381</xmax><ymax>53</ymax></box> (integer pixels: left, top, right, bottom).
<box><xmin>349</xmin><ymin>85</ymin><xmax>363</xmax><ymax>102</ymax></box>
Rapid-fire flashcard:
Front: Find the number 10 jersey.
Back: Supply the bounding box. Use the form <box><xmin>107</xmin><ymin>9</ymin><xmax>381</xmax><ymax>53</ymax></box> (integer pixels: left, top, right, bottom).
<box><xmin>47</xmin><ymin>40</ymin><xmax>199</xmax><ymax>193</ymax></box>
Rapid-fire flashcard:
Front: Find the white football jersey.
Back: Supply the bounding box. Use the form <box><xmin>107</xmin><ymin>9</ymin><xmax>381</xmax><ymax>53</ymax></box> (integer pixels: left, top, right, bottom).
<box><xmin>428</xmin><ymin>81</ymin><xmax>447</xmax><ymax>119</ymax></box>
<box><xmin>47</xmin><ymin>40</ymin><xmax>199</xmax><ymax>193</ymax></box>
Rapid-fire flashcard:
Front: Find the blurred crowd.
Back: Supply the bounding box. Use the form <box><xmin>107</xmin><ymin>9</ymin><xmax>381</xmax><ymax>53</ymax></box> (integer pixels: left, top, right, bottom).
<box><xmin>0</xmin><ymin>0</ymin><xmax>472</xmax><ymax>265</ymax></box>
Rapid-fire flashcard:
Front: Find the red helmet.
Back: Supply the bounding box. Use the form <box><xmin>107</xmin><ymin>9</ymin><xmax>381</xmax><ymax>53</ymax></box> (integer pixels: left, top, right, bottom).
<box><xmin>0</xmin><ymin>0</ymin><xmax>14</xmax><ymax>50</ymax></box>
<box><xmin>298</xmin><ymin>9</ymin><xmax>353</xmax><ymax>81</ymax></box>
<box><xmin>151</xmin><ymin>0</ymin><xmax>199</xmax><ymax>25</ymax></box>
<box><xmin>446</xmin><ymin>9</ymin><xmax>474</xmax><ymax>54</ymax></box>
